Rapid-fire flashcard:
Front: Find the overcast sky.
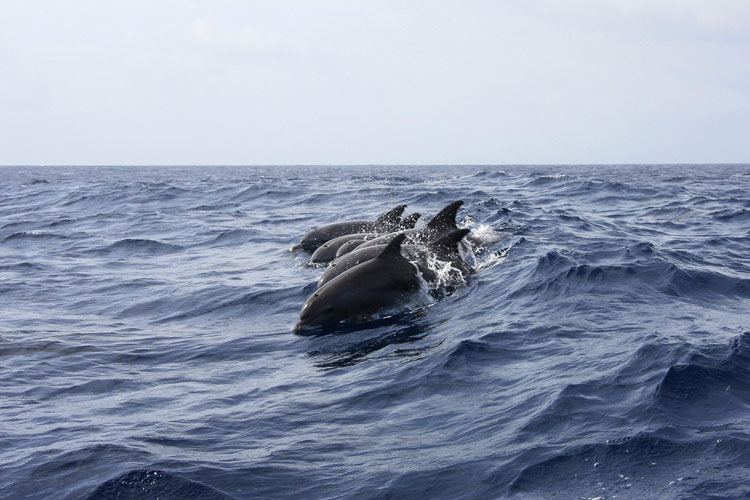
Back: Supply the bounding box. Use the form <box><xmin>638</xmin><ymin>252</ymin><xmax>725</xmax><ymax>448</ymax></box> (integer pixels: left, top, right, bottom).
<box><xmin>1</xmin><ymin>1</ymin><xmax>749</xmax><ymax>165</ymax></box>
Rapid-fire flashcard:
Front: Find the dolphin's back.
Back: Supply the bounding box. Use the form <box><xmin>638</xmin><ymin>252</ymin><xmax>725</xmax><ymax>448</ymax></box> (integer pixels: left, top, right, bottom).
<box><xmin>296</xmin><ymin>205</ymin><xmax>407</xmax><ymax>252</ymax></box>
<box><xmin>310</xmin><ymin>232</ymin><xmax>378</xmax><ymax>263</ymax></box>
<box><xmin>299</xmin><ymin>222</ymin><xmax>375</xmax><ymax>252</ymax></box>
<box><xmin>317</xmin><ymin>246</ymin><xmax>384</xmax><ymax>288</ymax></box>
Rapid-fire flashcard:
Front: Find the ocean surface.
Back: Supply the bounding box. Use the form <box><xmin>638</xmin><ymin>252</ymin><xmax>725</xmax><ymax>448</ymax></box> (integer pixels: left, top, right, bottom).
<box><xmin>1</xmin><ymin>164</ymin><xmax>749</xmax><ymax>500</ymax></box>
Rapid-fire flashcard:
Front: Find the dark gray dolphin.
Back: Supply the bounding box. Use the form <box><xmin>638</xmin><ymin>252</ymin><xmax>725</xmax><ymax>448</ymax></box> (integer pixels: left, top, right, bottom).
<box><xmin>397</xmin><ymin>212</ymin><xmax>422</xmax><ymax>230</ymax></box>
<box><xmin>310</xmin><ymin>232</ymin><xmax>379</xmax><ymax>263</ymax></box>
<box><xmin>317</xmin><ymin>228</ymin><xmax>473</xmax><ymax>289</ymax></box>
<box><xmin>296</xmin><ymin>234</ymin><xmax>421</xmax><ymax>329</ymax></box>
<box><xmin>332</xmin><ymin>213</ymin><xmax>421</xmax><ymax>260</ymax></box>
<box><xmin>293</xmin><ymin>204</ymin><xmax>406</xmax><ymax>252</ymax></box>
<box><xmin>309</xmin><ymin>212</ymin><xmax>423</xmax><ymax>263</ymax></box>
<box><xmin>353</xmin><ymin>200</ymin><xmax>463</xmax><ymax>251</ymax></box>
<box><xmin>335</xmin><ymin>238</ymin><xmax>367</xmax><ymax>258</ymax></box>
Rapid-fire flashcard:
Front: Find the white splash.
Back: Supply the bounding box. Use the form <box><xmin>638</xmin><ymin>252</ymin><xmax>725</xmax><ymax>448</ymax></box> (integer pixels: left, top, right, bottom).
<box><xmin>468</xmin><ymin>223</ymin><xmax>503</xmax><ymax>245</ymax></box>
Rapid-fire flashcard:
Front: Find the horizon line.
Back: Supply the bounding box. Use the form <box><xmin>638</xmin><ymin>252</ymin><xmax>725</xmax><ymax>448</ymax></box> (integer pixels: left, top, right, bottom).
<box><xmin>1</xmin><ymin>162</ymin><xmax>749</xmax><ymax>168</ymax></box>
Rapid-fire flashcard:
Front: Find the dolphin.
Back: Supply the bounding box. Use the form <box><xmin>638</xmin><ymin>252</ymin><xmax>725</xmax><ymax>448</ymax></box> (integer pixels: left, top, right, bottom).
<box><xmin>353</xmin><ymin>200</ymin><xmax>463</xmax><ymax>251</ymax></box>
<box><xmin>336</xmin><ymin>212</ymin><xmax>422</xmax><ymax>257</ymax></box>
<box><xmin>335</xmin><ymin>238</ymin><xmax>367</xmax><ymax>258</ymax></box>
<box><xmin>293</xmin><ymin>204</ymin><xmax>406</xmax><ymax>252</ymax></box>
<box><xmin>310</xmin><ymin>232</ymin><xmax>380</xmax><ymax>264</ymax></box>
<box><xmin>397</xmin><ymin>212</ymin><xmax>422</xmax><ymax>230</ymax></box>
<box><xmin>295</xmin><ymin>234</ymin><xmax>422</xmax><ymax>329</ymax></box>
<box><xmin>317</xmin><ymin>228</ymin><xmax>473</xmax><ymax>289</ymax></box>
<box><xmin>309</xmin><ymin>212</ymin><xmax>422</xmax><ymax>263</ymax></box>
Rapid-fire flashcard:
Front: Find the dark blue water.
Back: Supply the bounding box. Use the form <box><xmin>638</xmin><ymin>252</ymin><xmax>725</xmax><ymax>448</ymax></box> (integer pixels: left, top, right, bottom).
<box><xmin>1</xmin><ymin>165</ymin><xmax>749</xmax><ymax>500</ymax></box>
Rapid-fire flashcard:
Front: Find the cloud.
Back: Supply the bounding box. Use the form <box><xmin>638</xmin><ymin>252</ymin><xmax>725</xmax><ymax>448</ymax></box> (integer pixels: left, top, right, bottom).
<box><xmin>1</xmin><ymin>0</ymin><xmax>749</xmax><ymax>164</ymax></box>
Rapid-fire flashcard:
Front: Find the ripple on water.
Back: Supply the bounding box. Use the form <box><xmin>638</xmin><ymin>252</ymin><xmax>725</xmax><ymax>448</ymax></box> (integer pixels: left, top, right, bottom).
<box><xmin>1</xmin><ymin>165</ymin><xmax>749</xmax><ymax>500</ymax></box>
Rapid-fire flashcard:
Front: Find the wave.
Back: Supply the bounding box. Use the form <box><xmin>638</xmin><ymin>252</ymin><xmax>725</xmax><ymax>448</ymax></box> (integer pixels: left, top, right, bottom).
<box><xmin>437</xmin><ymin>339</ymin><xmax>520</xmax><ymax>374</ymax></box>
<box><xmin>0</xmin><ymin>261</ymin><xmax>47</xmax><ymax>272</ymax></box>
<box><xmin>654</xmin><ymin>332</ymin><xmax>750</xmax><ymax>423</ymax></box>
<box><xmin>352</xmin><ymin>461</ymin><xmax>490</xmax><ymax>500</ymax></box>
<box><xmin>581</xmin><ymin>179</ymin><xmax>661</xmax><ymax>196</ymax></box>
<box><xmin>226</xmin><ymin>185</ymin><xmax>297</xmax><ymax>203</ymax></box>
<box><xmin>57</xmin><ymin>182</ymin><xmax>189</xmax><ymax>210</ymax></box>
<box><xmin>157</xmin><ymin>286</ymin><xmax>297</xmax><ymax>323</ymax></box>
<box><xmin>523</xmin><ymin>175</ymin><xmax>670</xmax><ymax>201</ymax></box>
<box><xmin>712</xmin><ymin>208</ymin><xmax>750</xmax><ymax>223</ymax></box>
<box><xmin>9</xmin><ymin>444</ymin><xmax>154</xmax><ymax>500</ymax></box>
<box><xmin>509</xmin><ymin>247</ymin><xmax>750</xmax><ymax>301</ymax></box>
<box><xmin>0</xmin><ymin>339</ymin><xmax>66</xmax><ymax>357</ymax></box>
<box><xmin>509</xmin><ymin>433</ymin><xmax>750</xmax><ymax>500</ymax></box>
<box><xmin>517</xmin><ymin>338</ymin><xmax>692</xmax><ymax>437</ymax></box>
<box><xmin>84</xmin><ymin>469</ymin><xmax>237</xmax><ymax>500</ymax></box>
<box><xmin>3</xmin><ymin>231</ymin><xmax>72</xmax><ymax>242</ymax></box>
<box><xmin>351</xmin><ymin>174</ymin><xmax>418</xmax><ymax>184</ymax></box>
<box><xmin>705</xmin><ymin>235</ymin><xmax>750</xmax><ymax>247</ymax></box>
<box><xmin>0</xmin><ymin>219</ymin><xmax>37</xmax><ymax>231</ymax></box>
<box><xmin>195</xmin><ymin>228</ymin><xmax>259</xmax><ymax>247</ymax></box>
<box><xmin>469</xmin><ymin>170</ymin><xmax>508</xmax><ymax>179</ymax></box>
<box><xmin>411</xmin><ymin>191</ymin><xmax>454</xmax><ymax>204</ymax></box>
<box><xmin>60</xmin><ymin>191</ymin><xmax>127</xmax><ymax>208</ymax></box>
<box><xmin>524</xmin><ymin>174</ymin><xmax>570</xmax><ymax>186</ymax></box>
<box><xmin>643</xmin><ymin>206</ymin><xmax>695</xmax><ymax>220</ymax></box>
<box><xmin>28</xmin><ymin>378</ymin><xmax>137</xmax><ymax>401</ymax></box>
<box><xmin>46</xmin><ymin>218</ymin><xmax>77</xmax><ymax>228</ymax></box>
<box><xmin>190</xmin><ymin>202</ymin><xmax>240</xmax><ymax>211</ymax></box>
<box><xmin>116</xmin><ymin>285</ymin><xmax>301</xmax><ymax>323</ymax></box>
<box><xmin>93</xmin><ymin>238</ymin><xmax>184</xmax><ymax>256</ymax></box>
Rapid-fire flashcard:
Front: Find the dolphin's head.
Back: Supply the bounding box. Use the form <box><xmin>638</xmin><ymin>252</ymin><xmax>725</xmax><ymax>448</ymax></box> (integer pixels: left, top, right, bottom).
<box><xmin>295</xmin><ymin>264</ymin><xmax>403</xmax><ymax>329</ymax></box>
<box><xmin>295</xmin><ymin>287</ymin><xmax>343</xmax><ymax>329</ymax></box>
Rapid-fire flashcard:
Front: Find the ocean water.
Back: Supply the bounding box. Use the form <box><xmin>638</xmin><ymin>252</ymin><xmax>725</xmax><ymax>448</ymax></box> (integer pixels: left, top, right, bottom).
<box><xmin>1</xmin><ymin>164</ymin><xmax>749</xmax><ymax>500</ymax></box>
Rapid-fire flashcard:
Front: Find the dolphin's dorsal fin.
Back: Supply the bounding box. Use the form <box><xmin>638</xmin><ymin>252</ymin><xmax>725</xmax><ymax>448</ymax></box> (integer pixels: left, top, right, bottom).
<box><xmin>376</xmin><ymin>204</ymin><xmax>407</xmax><ymax>225</ymax></box>
<box><xmin>426</xmin><ymin>201</ymin><xmax>463</xmax><ymax>232</ymax></box>
<box><xmin>398</xmin><ymin>213</ymin><xmax>421</xmax><ymax>229</ymax></box>
<box><xmin>428</xmin><ymin>228</ymin><xmax>470</xmax><ymax>253</ymax></box>
<box><xmin>376</xmin><ymin>233</ymin><xmax>406</xmax><ymax>259</ymax></box>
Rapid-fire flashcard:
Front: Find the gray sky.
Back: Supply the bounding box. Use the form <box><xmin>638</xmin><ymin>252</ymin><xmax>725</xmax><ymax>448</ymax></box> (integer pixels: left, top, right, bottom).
<box><xmin>2</xmin><ymin>0</ymin><xmax>749</xmax><ymax>165</ymax></box>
